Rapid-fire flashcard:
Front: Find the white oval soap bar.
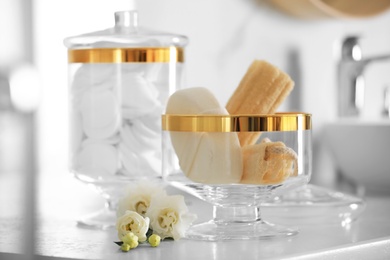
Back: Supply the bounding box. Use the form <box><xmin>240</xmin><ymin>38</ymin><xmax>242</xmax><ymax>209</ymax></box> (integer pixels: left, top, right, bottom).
<box><xmin>166</xmin><ymin>87</ymin><xmax>242</xmax><ymax>184</ymax></box>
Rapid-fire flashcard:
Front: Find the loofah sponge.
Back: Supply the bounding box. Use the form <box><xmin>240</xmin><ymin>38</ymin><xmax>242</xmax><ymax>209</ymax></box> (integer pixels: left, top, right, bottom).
<box><xmin>226</xmin><ymin>60</ymin><xmax>294</xmax><ymax>147</ymax></box>
<box><xmin>240</xmin><ymin>138</ymin><xmax>298</xmax><ymax>185</ymax></box>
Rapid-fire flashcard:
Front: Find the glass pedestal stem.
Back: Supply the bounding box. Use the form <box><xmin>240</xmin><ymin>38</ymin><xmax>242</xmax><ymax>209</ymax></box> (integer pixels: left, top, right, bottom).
<box><xmin>105</xmin><ymin>198</ymin><xmax>118</xmax><ymax>213</ymax></box>
<box><xmin>77</xmin><ymin>197</ymin><xmax>118</xmax><ymax>230</ymax></box>
<box><xmin>214</xmin><ymin>205</ymin><xmax>261</xmax><ymax>224</ymax></box>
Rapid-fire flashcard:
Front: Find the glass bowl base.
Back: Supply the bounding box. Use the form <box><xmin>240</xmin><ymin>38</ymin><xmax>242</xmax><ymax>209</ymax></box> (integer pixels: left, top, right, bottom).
<box><xmin>186</xmin><ymin>219</ymin><xmax>297</xmax><ymax>241</ymax></box>
<box><xmin>77</xmin><ymin>206</ymin><xmax>116</xmax><ymax>230</ymax></box>
<box><xmin>185</xmin><ymin>204</ymin><xmax>298</xmax><ymax>241</ymax></box>
<box><xmin>262</xmin><ymin>184</ymin><xmax>366</xmax><ymax>226</ymax></box>
<box><xmin>164</xmin><ymin>174</ymin><xmax>307</xmax><ymax>240</ymax></box>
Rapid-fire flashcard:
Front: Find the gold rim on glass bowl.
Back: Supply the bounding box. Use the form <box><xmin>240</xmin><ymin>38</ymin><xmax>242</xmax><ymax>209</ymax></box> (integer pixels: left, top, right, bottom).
<box><xmin>162</xmin><ymin>113</ymin><xmax>311</xmax><ymax>132</ymax></box>
<box><xmin>68</xmin><ymin>47</ymin><xmax>184</xmax><ymax>63</ymax></box>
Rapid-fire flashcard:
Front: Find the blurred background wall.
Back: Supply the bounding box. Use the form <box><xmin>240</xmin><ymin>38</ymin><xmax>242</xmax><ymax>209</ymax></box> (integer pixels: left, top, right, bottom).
<box><xmin>3</xmin><ymin>0</ymin><xmax>390</xmax><ymax>186</ymax></box>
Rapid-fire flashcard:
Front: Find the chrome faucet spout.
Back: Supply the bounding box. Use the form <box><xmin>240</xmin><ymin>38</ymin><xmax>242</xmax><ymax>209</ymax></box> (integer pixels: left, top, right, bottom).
<box><xmin>365</xmin><ymin>54</ymin><xmax>390</xmax><ymax>63</ymax></box>
<box><xmin>338</xmin><ymin>36</ymin><xmax>390</xmax><ymax>117</ymax></box>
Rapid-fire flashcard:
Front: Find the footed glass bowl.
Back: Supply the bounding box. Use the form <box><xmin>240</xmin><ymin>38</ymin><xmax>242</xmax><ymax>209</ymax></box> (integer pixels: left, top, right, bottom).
<box><xmin>162</xmin><ymin>113</ymin><xmax>312</xmax><ymax>240</ymax></box>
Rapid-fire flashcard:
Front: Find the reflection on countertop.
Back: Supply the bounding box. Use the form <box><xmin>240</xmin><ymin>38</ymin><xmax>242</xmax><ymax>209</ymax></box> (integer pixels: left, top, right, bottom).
<box><xmin>0</xmin><ymin>171</ymin><xmax>390</xmax><ymax>260</ymax></box>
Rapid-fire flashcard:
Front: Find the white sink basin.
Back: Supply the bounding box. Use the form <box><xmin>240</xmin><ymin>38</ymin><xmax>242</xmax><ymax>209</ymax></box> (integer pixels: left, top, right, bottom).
<box><xmin>324</xmin><ymin>119</ymin><xmax>390</xmax><ymax>193</ymax></box>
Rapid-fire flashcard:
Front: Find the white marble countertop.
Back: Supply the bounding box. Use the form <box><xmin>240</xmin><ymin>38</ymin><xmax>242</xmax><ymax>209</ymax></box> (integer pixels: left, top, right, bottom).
<box><xmin>1</xmin><ymin>171</ymin><xmax>390</xmax><ymax>260</ymax></box>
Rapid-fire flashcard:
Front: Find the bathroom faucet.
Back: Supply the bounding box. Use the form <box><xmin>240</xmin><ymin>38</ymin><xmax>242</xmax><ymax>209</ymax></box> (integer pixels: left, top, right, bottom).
<box><xmin>338</xmin><ymin>36</ymin><xmax>390</xmax><ymax>117</ymax></box>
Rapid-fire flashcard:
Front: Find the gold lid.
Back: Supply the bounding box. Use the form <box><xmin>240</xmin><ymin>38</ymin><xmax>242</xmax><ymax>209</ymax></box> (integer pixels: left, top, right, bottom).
<box><xmin>162</xmin><ymin>113</ymin><xmax>311</xmax><ymax>132</ymax></box>
<box><xmin>68</xmin><ymin>47</ymin><xmax>184</xmax><ymax>63</ymax></box>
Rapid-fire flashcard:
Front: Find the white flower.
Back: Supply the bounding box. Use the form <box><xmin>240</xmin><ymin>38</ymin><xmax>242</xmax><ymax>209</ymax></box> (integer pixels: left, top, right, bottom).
<box><xmin>146</xmin><ymin>194</ymin><xmax>197</xmax><ymax>240</ymax></box>
<box><xmin>116</xmin><ymin>210</ymin><xmax>150</xmax><ymax>242</ymax></box>
<box><xmin>117</xmin><ymin>181</ymin><xmax>167</xmax><ymax>217</ymax></box>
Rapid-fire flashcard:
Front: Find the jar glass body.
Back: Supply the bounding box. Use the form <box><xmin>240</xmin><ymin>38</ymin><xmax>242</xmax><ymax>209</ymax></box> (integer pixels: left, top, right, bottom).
<box><xmin>68</xmin><ymin>56</ymin><xmax>185</xmax><ymax>192</ymax></box>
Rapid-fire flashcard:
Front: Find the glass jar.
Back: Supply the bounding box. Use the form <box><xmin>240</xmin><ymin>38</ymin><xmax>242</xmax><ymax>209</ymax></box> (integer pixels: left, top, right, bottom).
<box><xmin>64</xmin><ymin>10</ymin><xmax>187</xmax><ymax>228</ymax></box>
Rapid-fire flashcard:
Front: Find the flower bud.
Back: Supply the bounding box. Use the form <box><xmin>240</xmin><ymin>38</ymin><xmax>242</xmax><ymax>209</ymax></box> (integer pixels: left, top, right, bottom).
<box><xmin>122</xmin><ymin>232</ymin><xmax>139</xmax><ymax>249</ymax></box>
<box><xmin>121</xmin><ymin>243</ymin><xmax>131</xmax><ymax>252</ymax></box>
<box><xmin>148</xmin><ymin>234</ymin><xmax>161</xmax><ymax>247</ymax></box>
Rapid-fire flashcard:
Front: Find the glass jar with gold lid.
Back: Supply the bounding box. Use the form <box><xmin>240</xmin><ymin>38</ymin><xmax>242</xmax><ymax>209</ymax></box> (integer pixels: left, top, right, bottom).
<box><xmin>64</xmin><ymin>10</ymin><xmax>187</xmax><ymax>229</ymax></box>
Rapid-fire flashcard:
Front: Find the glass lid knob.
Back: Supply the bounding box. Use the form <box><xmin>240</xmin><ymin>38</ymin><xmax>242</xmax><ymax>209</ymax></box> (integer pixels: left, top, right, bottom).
<box><xmin>115</xmin><ymin>10</ymin><xmax>138</xmax><ymax>31</ymax></box>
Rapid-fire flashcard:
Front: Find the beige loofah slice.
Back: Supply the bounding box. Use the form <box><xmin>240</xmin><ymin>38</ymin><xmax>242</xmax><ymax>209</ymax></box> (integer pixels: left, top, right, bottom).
<box><xmin>226</xmin><ymin>60</ymin><xmax>294</xmax><ymax>146</ymax></box>
<box><xmin>240</xmin><ymin>138</ymin><xmax>298</xmax><ymax>185</ymax></box>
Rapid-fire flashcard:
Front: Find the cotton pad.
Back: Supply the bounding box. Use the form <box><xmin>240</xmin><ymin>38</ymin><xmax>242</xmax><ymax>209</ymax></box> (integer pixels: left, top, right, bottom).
<box><xmin>76</xmin><ymin>143</ymin><xmax>118</xmax><ymax>176</ymax></box>
<box><xmin>121</xmin><ymin>120</ymin><xmax>160</xmax><ymax>153</ymax></box>
<box><xmin>119</xmin><ymin>143</ymin><xmax>160</xmax><ymax>176</ymax></box>
<box><xmin>80</xmin><ymin>89</ymin><xmax>121</xmax><ymax>139</ymax></box>
<box><xmin>121</xmin><ymin>73</ymin><xmax>160</xmax><ymax>119</ymax></box>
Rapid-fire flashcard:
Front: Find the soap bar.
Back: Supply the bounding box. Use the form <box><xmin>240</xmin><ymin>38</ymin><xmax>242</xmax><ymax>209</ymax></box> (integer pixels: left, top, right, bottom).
<box><xmin>166</xmin><ymin>87</ymin><xmax>242</xmax><ymax>184</ymax></box>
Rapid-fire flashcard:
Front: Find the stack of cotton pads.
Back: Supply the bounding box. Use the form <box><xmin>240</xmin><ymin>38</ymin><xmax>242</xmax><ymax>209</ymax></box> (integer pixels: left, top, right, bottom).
<box><xmin>70</xmin><ymin>64</ymin><xmax>164</xmax><ymax>178</ymax></box>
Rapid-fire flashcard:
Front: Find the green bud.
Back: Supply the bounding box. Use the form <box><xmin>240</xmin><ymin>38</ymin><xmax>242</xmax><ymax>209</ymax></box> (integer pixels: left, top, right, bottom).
<box><xmin>122</xmin><ymin>232</ymin><xmax>139</xmax><ymax>249</ymax></box>
<box><xmin>129</xmin><ymin>239</ymin><xmax>139</xmax><ymax>249</ymax></box>
<box><xmin>121</xmin><ymin>243</ymin><xmax>131</xmax><ymax>252</ymax></box>
<box><xmin>148</xmin><ymin>234</ymin><xmax>161</xmax><ymax>247</ymax></box>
